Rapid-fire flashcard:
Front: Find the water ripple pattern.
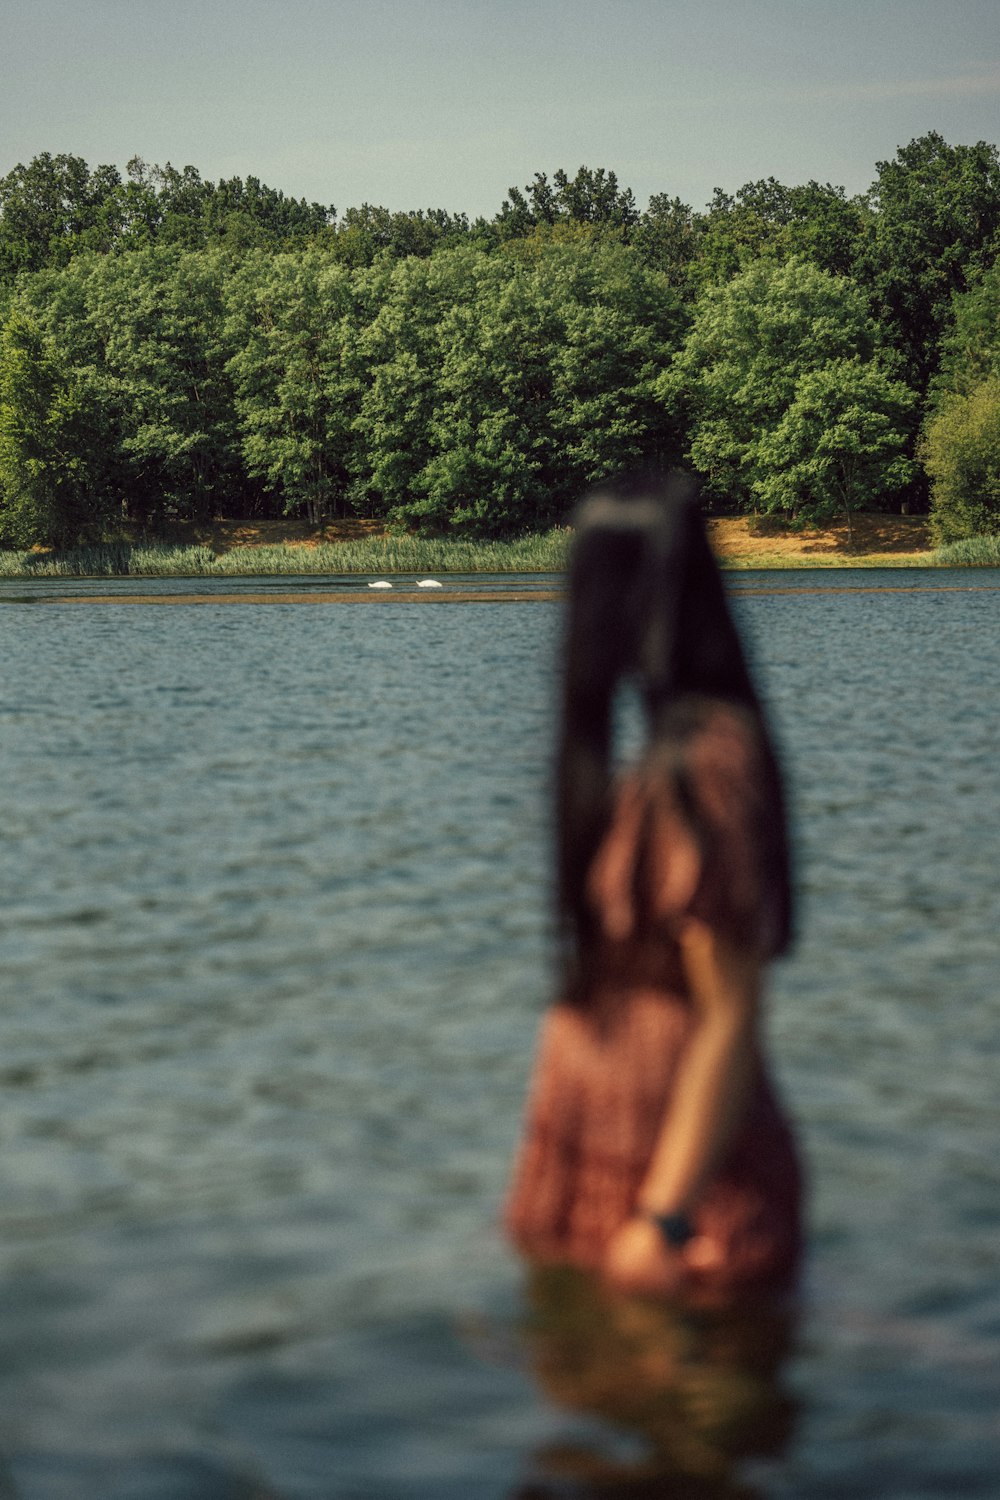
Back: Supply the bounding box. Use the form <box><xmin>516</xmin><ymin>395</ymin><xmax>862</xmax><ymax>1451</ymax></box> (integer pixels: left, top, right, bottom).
<box><xmin>0</xmin><ymin>570</ymin><xmax>998</xmax><ymax>1497</ymax></box>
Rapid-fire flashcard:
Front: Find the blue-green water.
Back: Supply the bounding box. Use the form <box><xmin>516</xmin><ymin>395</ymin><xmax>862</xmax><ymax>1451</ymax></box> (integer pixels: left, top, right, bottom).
<box><xmin>0</xmin><ymin>570</ymin><xmax>998</xmax><ymax>1498</ymax></box>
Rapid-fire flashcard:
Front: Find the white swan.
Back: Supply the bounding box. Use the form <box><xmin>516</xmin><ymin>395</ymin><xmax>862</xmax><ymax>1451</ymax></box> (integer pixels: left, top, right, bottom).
<box><xmin>368</xmin><ymin>580</ymin><xmax>393</xmax><ymax>589</ymax></box>
<box><xmin>416</xmin><ymin>579</ymin><xmax>443</xmax><ymax>589</ymax></box>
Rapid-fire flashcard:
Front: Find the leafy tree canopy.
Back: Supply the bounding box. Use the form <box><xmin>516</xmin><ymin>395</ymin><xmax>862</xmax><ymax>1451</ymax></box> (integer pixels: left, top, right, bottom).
<box><xmin>329</xmin><ymin>203</ymin><xmax>472</xmax><ymax>267</ymax></box>
<box><xmin>861</xmin><ymin>131</ymin><xmax>1000</xmax><ymax>389</ymax></box>
<box><xmin>0</xmin><ymin>152</ymin><xmax>335</xmax><ymax>282</ymax></box>
<box><xmin>921</xmin><ymin>378</ymin><xmax>1000</xmax><ymax>543</ymax></box>
<box><xmin>695</xmin><ymin>178</ymin><xmax>871</xmax><ymax>285</ymax></box>
<box><xmin>0</xmin><ymin>308</ymin><xmax>116</xmax><ymax>546</ymax></box>
<box><xmin>225</xmin><ymin>247</ymin><xmax>364</xmax><ymax>521</ymax></box>
<box><xmin>754</xmin><ymin>359</ymin><xmax>917</xmax><ymax>533</ymax></box>
<box><xmin>931</xmin><ymin>257</ymin><xmax>1000</xmax><ymax>401</ymax></box>
<box><xmin>660</xmin><ymin>257</ymin><xmax>880</xmax><ymax>503</ymax></box>
<box><xmin>353</xmin><ymin>238</ymin><xmax>683</xmax><ymax>534</ymax></box>
<box><xmin>495</xmin><ymin>166</ymin><xmax>639</xmax><ymax>238</ymax></box>
<box><xmin>1</xmin><ymin>136</ymin><xmax>997</xmax><ymax>541</ymax></box>
<box><xmin>660</xmin><ymin>257</ymin><xmax>916</xmax><ymax>520</ymax></box>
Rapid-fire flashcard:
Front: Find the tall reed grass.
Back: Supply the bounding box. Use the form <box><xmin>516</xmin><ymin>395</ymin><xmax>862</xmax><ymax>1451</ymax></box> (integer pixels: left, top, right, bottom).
<box><xmin>932</xmin><ymin>534</ymin><xmax>1000</xmax><ymax>566</ymax></box>
<box><xmin>0</xmin><ymin>531</ymin><xmax>573</xmax><ymax>578</ymax></box>
<box><xmin>0</xmin><ymin>544</ymin><xmax>217</xmax><ymax>577</ymax></box>
<box><xmin>212</xmin><ymin>530</ymin><xmax>571</xmax><ymax>574</ymax></box>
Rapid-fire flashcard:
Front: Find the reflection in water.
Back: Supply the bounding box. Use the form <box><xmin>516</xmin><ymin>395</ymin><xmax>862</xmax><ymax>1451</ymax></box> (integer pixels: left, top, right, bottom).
<box><xmin>511</xmin><ymin>1267</ymin><xmax>798</xmax><ymax>1498</ymax></box>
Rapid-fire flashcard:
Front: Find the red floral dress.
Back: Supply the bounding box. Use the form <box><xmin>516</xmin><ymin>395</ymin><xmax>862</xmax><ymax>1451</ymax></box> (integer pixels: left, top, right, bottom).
<box><xmin>505</xmin><ymin>703</ymin><xmax>803</xmax><ymax>1295</ymax></box>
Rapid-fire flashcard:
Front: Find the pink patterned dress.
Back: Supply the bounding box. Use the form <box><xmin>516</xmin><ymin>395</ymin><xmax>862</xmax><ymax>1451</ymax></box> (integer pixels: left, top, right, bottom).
<box><xmin>505</xmin><ymin>702</ymin><xmax>803</xmax><ymax>1296</ymax></box>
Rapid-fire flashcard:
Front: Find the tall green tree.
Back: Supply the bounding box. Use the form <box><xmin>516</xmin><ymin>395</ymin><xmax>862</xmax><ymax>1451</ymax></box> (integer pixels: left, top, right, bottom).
<box><xmin>921</xmin><ymin>379</ymin><xmax>1000</xmax><ymax>542</ymax></box>
<box><xmin>634</xmin><ymin>194</ymin><xmax>700</xmax><ymax>288</ymax></box>
<box><xmin>495</xmin><ymin>166</ymin><xmax>638</xmax><ymax>240</ymax></box>
<box><xmin>660</xmin><ymin>258</ymin><xmax>888</xmax><ymax>510</ymax></box>
<box><xmin>0</xmin><ymin>152</ymin><xmax>336</xmax><ymax>279</ymax></box>
<box><xmin>862</xmin><ymin>132</ymin><xmax>1000</xmax><ymax>388</ymax></box>
<box><xmin>754</xmin><ymin>359</ymin><xmax>917</xmax><ymax>536</ymax></box>
<box><xmin>84</xmin><ymin>248</ymin><xmax>244</xmax><ymax>523</ymax></box>
<box><xmin>354</xmin><ymin>239</ymin><xmax>683</xmax><ymax>534</ymax></box>
<box><xmin>352</xmin><ymin>248</ymin><xmax>512</xmax><ymax>527</ymax></box>
<box><xmin>931</xmin><ymin>257</ymin><xmax>1000</xmax><ymax>400</ymax></box>
<box><xmin>920</xmin><ymin>259</ymin><xmax>1000</xmax><ymax>541</ymax></box>
<box><xmin>0</xmin><ymin>153</ymin><xmax>124</xmax><ymax>281</ymax></box>
<box><xmin>226</xmin><ymin>248</ymin><xmax>370</xmax><ymax>521</ymax></box>
<box><xmin>694</xmin><ymin>178</ymin><xmax>870</xmax><ymax>286</ymax></box>
<box><xmin>0</xmin><ymin>309</ymin><xmax>114</xmax><ymax>547</ymax></box>
<box><xmin>535</xmin><ymin>240</ymin><xmax>686</xmax><ymax>492</ymax></box>
<box><xmin>329</xmin><ymin>204</ymin><xmax>470</xmax><ymax>267</ymax></box>
<box><xmin>11</xmin><ymin>247</ymin><xmax>248</xmax><ymax>528</ymax></box>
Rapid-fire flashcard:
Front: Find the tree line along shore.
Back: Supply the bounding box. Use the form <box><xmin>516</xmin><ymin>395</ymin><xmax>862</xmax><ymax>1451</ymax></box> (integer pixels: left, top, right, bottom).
<box><xmin>0</xmin><ymin>135</ymin><xmax>999</xmax><ymax>566</ymax></box>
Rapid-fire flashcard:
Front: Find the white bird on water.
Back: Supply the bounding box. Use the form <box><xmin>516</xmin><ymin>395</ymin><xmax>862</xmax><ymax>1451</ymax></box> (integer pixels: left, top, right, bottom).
<box><xmin>368</xmin><ymin>580</ymin><xmax>393</xmax><ymax>589</ymax></box>
<box><xmin>416</xmin><ymin>579</ymin><xmax>443</xmax><ymax>589</ymax></box>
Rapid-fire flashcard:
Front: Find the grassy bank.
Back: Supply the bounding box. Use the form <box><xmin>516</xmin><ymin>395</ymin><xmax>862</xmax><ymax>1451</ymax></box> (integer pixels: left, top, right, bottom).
<box><xmin>3</xmin><ymin>516</ymin><xmax>995</xmax><ymax>578</ymax></box>
<box><xmin>931</xmin><ymin>535</ymin><xmax>1000</xmax><ymax>566</ymax></box>
<box><xmin>0</xmin><ymin>531</ymin><xmax>573</xmax><ymax>578</ymax></box>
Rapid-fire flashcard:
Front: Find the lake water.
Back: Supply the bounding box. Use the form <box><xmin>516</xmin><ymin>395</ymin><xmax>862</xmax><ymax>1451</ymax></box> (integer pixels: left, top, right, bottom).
<box><xmin>0</xmin><ymin>569</ymin><xmax>998</xmax><ymax>1498</ymax></box>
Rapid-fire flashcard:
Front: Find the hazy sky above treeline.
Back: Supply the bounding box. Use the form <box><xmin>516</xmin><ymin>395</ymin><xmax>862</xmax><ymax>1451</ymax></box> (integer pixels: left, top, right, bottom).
<box><xmin>2</xmin><ymin>0</ymin><xmax>999</xmax><ymax>215</ymax></box>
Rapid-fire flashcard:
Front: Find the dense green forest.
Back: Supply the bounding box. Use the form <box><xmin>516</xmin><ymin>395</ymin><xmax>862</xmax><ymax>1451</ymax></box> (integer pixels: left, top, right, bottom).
<box><xmin>1</xmin><ymin>134</ymin><xmax>999</xmax><ymax>547</ymax></box>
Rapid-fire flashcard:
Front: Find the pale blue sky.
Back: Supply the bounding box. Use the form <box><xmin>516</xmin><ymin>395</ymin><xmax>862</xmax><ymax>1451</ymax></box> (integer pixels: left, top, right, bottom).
<box><xmin>2</xmin><ymin>0</ymin><xmax>999</xmax><ymax>216</ymax></box>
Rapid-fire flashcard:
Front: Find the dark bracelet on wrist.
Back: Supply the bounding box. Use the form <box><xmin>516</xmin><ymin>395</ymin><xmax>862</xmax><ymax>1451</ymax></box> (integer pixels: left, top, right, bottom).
<box><xmin>645</xmin><ymin>1209</ymin><xmax>695</xmax><ymax>1248</ymax></box>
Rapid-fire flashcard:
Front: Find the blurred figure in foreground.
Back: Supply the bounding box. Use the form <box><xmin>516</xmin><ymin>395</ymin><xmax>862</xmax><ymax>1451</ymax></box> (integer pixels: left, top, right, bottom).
<box><xmin>506</xmin><ymin>473</ymin><xmax>803</xmax><ymax>1302</ymax></box>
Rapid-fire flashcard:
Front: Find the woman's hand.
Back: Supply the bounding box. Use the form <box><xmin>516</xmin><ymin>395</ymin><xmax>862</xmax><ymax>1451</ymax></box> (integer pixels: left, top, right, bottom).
<box><xmin>602</xmin><ymin>1216</ymin><xmax>685</xmax><ymax>1296</ymax></box>
<box><xmin>603</xmin><ymin>1216</ymin><xmax>725</xmax><ymax>1296</ymax></box>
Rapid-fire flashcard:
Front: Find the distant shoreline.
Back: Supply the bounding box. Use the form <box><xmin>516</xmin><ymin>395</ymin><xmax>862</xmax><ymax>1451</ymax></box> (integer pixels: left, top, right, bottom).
<box><xmin>173</xmin><ymin>513</ymin><xmax>937</xmax><ymax>569</ymax></box>
<box><xmin>0</xmin><ymin>514</ymin><xmax>943</xmax><ymax>580</ymax></box>
<box><xmin>25</xmin><ymin>582</ymin><xmax>1000</xmax><ymax>606</ymax></box>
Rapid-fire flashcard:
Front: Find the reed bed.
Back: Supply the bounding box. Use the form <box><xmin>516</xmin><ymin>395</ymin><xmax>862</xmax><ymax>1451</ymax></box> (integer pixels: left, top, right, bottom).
<box><xmin>211</xmin><ymin>530</ymin><xmax>572</xmax><ymax>574</ymax></box>
<box><xmin>0</xmin><ymin>531</ymin><xmax>573</xmax><ymax>578</ymax></box>
<box><xmin>0</xmin><ymin>544</ymin><xmax>217</xmax><ymax>576</ymax></box>
<box><xmin>932</xmin><ymin>535</ymin><xmax>1000</xmax><ymax>566</ymax></box>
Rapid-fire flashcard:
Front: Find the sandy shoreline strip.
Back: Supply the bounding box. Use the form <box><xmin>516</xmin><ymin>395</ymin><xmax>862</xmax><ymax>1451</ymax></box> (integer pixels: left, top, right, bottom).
<box><xmin>21</xmin><ymin>581</ymin><xmax>1000</xmax><ymax>604</ymax></box>
<box><xmin>37</xmin><ymin>589</ymin><xmax>565</xmax><ymax>604</ymax></box>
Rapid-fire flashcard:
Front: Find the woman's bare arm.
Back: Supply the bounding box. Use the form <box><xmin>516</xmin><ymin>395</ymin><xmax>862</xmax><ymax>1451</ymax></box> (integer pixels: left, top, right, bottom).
<box><xmin>603</xmin><ymin>921</ymin><xmax>761</xmax><ymax>1290</ymax></box>
<box><xmin>638</xmin><ymin>920</ymin><xmax>760</xmax><ymax>1215</ymax></box>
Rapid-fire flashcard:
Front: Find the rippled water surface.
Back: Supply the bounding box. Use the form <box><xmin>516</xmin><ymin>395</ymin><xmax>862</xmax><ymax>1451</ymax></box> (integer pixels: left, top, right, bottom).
<box><xmin>0</xmin><ymin>570</ymin><xmax>998</xmax><ymax>1498</ymax></box>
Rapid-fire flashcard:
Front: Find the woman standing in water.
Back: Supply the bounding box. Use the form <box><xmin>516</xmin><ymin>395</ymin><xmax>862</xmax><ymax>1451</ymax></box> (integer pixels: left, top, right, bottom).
<box><xmin>506</xmin><ymin>475</ymin><xmax>803</xmax><ymax>1300</ymax></box>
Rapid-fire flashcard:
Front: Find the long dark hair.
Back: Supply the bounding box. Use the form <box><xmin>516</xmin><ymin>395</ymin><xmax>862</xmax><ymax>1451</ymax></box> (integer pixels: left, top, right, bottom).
<box><xmin>556</xmin><ymin>472</ymin><xmax>793</xmax><ymax>975</ymax></box>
